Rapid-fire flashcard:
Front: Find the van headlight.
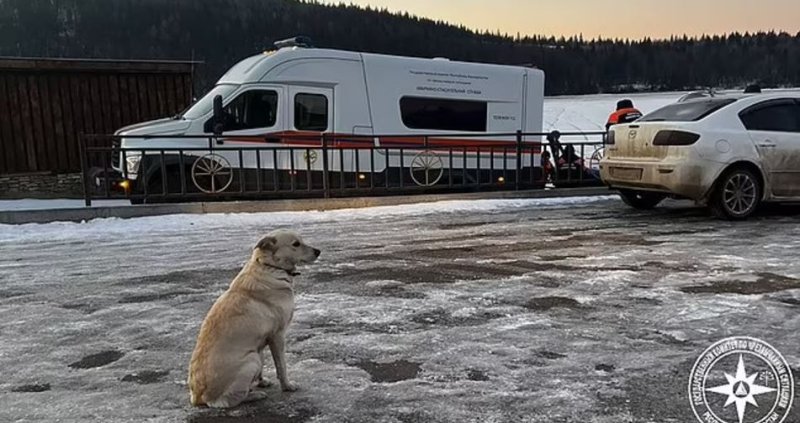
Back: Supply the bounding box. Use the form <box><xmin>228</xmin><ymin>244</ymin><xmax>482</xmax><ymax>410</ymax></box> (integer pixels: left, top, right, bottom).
<box><xmin>126</xmin><ymin>154</ymin><xmax>142</xmax><ymax>176</ymax></box>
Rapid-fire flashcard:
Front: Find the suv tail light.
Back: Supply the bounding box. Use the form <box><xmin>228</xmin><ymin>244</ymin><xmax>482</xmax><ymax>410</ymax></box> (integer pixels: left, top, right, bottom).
<box><xmin>606</xmin><ymin>130</ymin><xmax>616</xmax><ymax>145</ymax></box>
<box><xmin>653</xmin><ymin>130</ymin><xmax>700</xmax><ymax>146</ymax></box>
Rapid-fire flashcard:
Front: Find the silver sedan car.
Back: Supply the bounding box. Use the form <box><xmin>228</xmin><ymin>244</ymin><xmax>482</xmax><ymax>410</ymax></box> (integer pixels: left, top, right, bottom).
<box><xmin>601</xmin><ymin>93</ymin><xmax>800</xmax><ymax>219</ymax></box>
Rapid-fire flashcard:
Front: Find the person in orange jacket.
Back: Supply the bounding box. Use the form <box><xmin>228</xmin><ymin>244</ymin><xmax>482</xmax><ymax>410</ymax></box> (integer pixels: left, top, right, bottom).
<box><xmin>606</xmin><ymin>99</ymin><xmax>643</xmax><ymax>130</ymax></box>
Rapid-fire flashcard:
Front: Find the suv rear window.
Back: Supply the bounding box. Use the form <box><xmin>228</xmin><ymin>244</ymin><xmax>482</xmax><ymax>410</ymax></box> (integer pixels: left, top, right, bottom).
<box><xmin>639</xmin><ymin>98</ymin><xmax>737</xmax><ymax>122</ymax></box>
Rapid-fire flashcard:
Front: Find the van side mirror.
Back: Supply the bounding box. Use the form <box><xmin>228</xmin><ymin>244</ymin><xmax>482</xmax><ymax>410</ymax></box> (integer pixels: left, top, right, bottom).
<box><xmin>212</xmin><ymin>95</ymin><xmax>224</xmax><ymax>135</ymax></box>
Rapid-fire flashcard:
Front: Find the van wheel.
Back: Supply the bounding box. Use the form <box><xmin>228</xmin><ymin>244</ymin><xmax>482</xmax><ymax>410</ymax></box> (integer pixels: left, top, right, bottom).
<box><xmin>130</xmin><ymin>168</ymin><xmax>186</xmax><ymax>204</ymax></box>
<box><xmin>710</xmin><ymin>167</ymin><xmax>761</xmax><ymax>220</ymax></box>
<box><xmin>618</xmin><ymin>189</ymin><xmax>666</xmax><ymax>210</ymax></box>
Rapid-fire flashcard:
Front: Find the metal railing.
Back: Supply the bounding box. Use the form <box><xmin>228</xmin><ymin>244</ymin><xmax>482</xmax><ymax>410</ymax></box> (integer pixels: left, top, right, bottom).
<box><xmin>78</xmin><ymin>130</ymin><xmax>606</xmax><ymax>206</ymax></box>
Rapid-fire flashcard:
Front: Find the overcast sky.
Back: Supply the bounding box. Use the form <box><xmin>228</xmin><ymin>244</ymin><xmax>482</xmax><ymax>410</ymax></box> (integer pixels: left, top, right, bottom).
<box><xmin>319</xmin><ymin>0</ymin><xmax>800</xmax><ymax>39</ymax></box>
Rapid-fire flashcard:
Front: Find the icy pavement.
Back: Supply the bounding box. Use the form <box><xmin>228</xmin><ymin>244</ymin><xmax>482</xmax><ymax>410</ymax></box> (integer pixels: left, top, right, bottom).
<box><xmin>1</xmin><ymin>196</ymin><xmax>799</xmax><ymax>423</ymax></box>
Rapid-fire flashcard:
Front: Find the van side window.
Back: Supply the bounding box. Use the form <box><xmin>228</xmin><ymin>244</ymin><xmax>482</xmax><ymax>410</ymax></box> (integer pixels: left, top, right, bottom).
<box><xmin>739</xmin><ymin>101</ymin><xmax>800</xmax><ymax>133</ymax></box>
<box><xmin>400</xmin><ymin>97</ymin><xmax>488</xmax><ymax>132</ymax></box>
<box><xmin>294</xmin><ymin>93</ymin><xmax>328</xmax><ymax>131</ymax></box>
<box><xmin>205</xmin><ymin>90</ymin><xmax>278</xmax><ymax>133</ymax></box>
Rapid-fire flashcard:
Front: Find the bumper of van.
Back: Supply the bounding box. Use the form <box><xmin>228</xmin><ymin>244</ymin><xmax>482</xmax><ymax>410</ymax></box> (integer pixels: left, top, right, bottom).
<box><xmin>91</xmin><ymin>168</ymin><xmax>132</xmax><ymax>193</ymax></box>
<box><xmin>599</xmin><ymin>158</ymin><xmax>720</xmax><ymax>201</ymax></box>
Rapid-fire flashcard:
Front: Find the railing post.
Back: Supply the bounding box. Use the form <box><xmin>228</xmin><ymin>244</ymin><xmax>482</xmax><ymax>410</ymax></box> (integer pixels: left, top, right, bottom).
<box><xmin>515</xmin><ymin>130</ymin><xmax>522</xmax><ymax>191</ymax></box>
<box><xmin>321</xmin><ymin>133</ymin><xmax>330</xmax><ymax>198</ymax></box>
<box><xmin>78</xmin><ymin>134</ymin><xmax>92</xmax><ymax>207</ymax></box>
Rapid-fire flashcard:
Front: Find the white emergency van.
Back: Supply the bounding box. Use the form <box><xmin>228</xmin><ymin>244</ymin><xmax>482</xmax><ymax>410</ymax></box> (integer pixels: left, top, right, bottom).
<box><xmin>112</xmin><ymin>37</ymin><xmax>545</xmax><ymax>194</ymax></box>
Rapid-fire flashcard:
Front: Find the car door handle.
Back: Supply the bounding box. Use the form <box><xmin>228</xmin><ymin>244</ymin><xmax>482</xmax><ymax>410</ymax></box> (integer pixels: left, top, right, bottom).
<box><xmin>758</xmin><ymin>141</ymin><xmax>777</xmax><ymax>148</ymax></box>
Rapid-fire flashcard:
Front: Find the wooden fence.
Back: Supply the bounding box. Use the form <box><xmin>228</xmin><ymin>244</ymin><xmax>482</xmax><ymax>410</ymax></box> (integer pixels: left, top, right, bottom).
<box><xmin>0</xmin><ymin>58</ymin><xmax>197</xmax><ymax>175</ymax></box>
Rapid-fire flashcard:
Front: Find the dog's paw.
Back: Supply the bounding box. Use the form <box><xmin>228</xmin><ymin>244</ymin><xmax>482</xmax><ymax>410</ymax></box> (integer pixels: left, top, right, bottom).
<box><xmin>280</xmin><ymin>382</ymin><xmax>298</xmax><ymax>392</ymax></box>
<box><xmin>256</xmin><ymin>379</ymin><xmax>273</xmax><ymax>389</ymax></box>
<box><xmin>244</xmin><ymin>390</ymin><xmax>269</xmax><ymax>403</ymax></box>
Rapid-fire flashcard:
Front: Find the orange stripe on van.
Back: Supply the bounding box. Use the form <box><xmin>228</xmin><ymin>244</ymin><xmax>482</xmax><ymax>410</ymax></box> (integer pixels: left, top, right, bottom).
<box><xmin>223</xmin><ymin>131</ymin><xmax>542</xmax><ymax>153</ymax></box>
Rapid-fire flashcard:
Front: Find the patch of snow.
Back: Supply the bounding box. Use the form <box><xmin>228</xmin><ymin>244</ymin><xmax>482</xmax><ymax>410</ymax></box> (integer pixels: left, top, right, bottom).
<box><xmin>0</xmin><ymin>196</ymin><xmax>617</xmax><ymax>243</ymax></box>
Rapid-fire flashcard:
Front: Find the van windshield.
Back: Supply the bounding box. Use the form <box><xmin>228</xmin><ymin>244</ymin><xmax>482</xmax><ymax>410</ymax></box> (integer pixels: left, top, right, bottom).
<box><xmin>181</xmin><ymin>84</ymin><xmax>238</xmax><ymax>120</ymax></box>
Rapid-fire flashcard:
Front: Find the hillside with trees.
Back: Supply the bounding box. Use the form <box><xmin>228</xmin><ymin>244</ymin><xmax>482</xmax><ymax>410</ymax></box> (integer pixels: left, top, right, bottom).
<box><xmin>1</xmin><ymin>0</ymin><xmax>798</xmax><ymax>95</ymax></box>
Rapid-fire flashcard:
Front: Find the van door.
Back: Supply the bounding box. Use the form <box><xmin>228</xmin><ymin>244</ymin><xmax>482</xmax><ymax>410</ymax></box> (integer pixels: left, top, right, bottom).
<box><xmin>200</xmin><ymin>85</ymin><xmax>285</xmax><ymax>191</ymax></box>
<box><xmin>289</xmin><ymin>86</ymin><xmax>334</xmax><ymax>135</ymax></box>
<box><xmin>215</xmin><ymin>85</ymin><xmax>286</xmax><ymax>141</ymax></box>
<box><xmin>288</xmin><ymin>86</ymin><xmax>336</xmax><ymax>172</ymax></box>
<box><xmin>740</xmin><ymin>99</ymin><xmax>800</xmax><ymax>197</ymax></box>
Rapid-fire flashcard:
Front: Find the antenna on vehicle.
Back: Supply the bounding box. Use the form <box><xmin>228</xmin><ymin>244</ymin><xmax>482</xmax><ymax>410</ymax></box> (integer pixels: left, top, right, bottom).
<box><xmin>273</xmin><ymin>36</ymin><xmax>314</xmax><ymax>49</ymax></box>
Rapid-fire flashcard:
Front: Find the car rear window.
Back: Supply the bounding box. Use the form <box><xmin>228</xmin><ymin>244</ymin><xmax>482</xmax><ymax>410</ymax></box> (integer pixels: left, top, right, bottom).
<box><xmin>739</xmin><ymin>100</ymin><xmax>800</xmax><ymax>132</ymax></box>
<box><xmin>639</xmin><ymin>98</ymin><xmax>737</xmax><ymax>122</ymax></box>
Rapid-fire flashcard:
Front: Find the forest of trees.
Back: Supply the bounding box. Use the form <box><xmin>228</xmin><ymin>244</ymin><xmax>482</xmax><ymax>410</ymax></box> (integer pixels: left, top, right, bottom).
<box><xmin>1</xmin><ymin>0</ymin><xmax>799</xmax><ymax>96</ymax></box>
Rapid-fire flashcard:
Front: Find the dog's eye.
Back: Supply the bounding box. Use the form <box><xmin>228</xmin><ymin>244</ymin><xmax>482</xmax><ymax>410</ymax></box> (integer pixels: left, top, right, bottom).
<box><xmin>292</xmin><ymin>241</ymin><xmax>301</xmax><ymax>247</ymax></box>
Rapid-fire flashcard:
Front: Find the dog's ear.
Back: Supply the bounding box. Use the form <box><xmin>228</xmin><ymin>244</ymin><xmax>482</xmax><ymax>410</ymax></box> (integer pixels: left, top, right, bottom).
<box><xmin>256</xmin><ymin>236</ymin><xmax>277</xmax><ymax>252</ymax></box>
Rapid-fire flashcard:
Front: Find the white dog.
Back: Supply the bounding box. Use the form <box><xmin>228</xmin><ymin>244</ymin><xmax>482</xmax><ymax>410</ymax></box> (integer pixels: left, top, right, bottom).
<box><xmin>188</xmin><ymin>229</ymin><xmax>320</xmax><ymax>408</ymax></box>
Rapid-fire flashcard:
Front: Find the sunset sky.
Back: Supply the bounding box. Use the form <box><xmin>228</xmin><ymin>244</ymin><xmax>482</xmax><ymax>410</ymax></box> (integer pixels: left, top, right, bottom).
<box><xmin>318</xmin><ymin>0</ymin><xmax>800</xmax><ymax>40</ymax></box>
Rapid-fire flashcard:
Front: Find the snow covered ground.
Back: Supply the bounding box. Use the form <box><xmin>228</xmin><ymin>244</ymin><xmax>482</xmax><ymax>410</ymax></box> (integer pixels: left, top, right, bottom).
<box><xmin>1</xmin><ymin>197</ymin><xmax>799</xmax><ymax>422</ymax></box>
<box><xmin>544</xmin><ymin>91</ymin><xmax>682</xmax><ymax>132</ymax></box>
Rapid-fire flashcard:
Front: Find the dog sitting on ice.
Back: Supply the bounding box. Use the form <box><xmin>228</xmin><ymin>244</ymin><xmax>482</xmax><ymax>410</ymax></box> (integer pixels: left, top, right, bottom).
<box><xmin>188</xmin><ymin>229</ymin><xmax>320</xmax><ymax>408</ymax></box>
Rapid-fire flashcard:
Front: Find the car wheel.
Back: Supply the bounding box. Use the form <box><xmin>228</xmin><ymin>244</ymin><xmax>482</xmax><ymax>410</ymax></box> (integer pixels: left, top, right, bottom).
<box><xmin>710</xmin><ymin>167</ymin><xmax>761</xmax><ymax>220</ymax></box>
<box><xmin>618</xmin><ymin>189</ymin><xmax>666</xmax><ymax>210</ymax></box>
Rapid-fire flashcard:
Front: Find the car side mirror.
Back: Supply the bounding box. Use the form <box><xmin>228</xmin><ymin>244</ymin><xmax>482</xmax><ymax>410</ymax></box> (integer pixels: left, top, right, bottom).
<box><xmin>212</xmin><ymin>95</ymin><xmax>224</xmax><ymax>135</ymax></box>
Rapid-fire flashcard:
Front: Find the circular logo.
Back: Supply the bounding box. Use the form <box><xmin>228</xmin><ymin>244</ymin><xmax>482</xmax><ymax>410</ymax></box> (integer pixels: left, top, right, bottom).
<box><xmin>303</xmin><ymin>150</ymin><xmax>318</xmax><ymax>164</ymax></box>
<box><xmin>689</xmin><ymin>337</ymin><xmax>794</xmax><ymax>423</ymax></box>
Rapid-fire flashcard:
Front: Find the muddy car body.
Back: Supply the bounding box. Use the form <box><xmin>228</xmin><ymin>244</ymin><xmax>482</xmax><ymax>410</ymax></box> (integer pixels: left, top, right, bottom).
<box><xmin>600</xmin><ymin>93</ymin><xmax>800</xmax><ymax>219</ymax></box>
